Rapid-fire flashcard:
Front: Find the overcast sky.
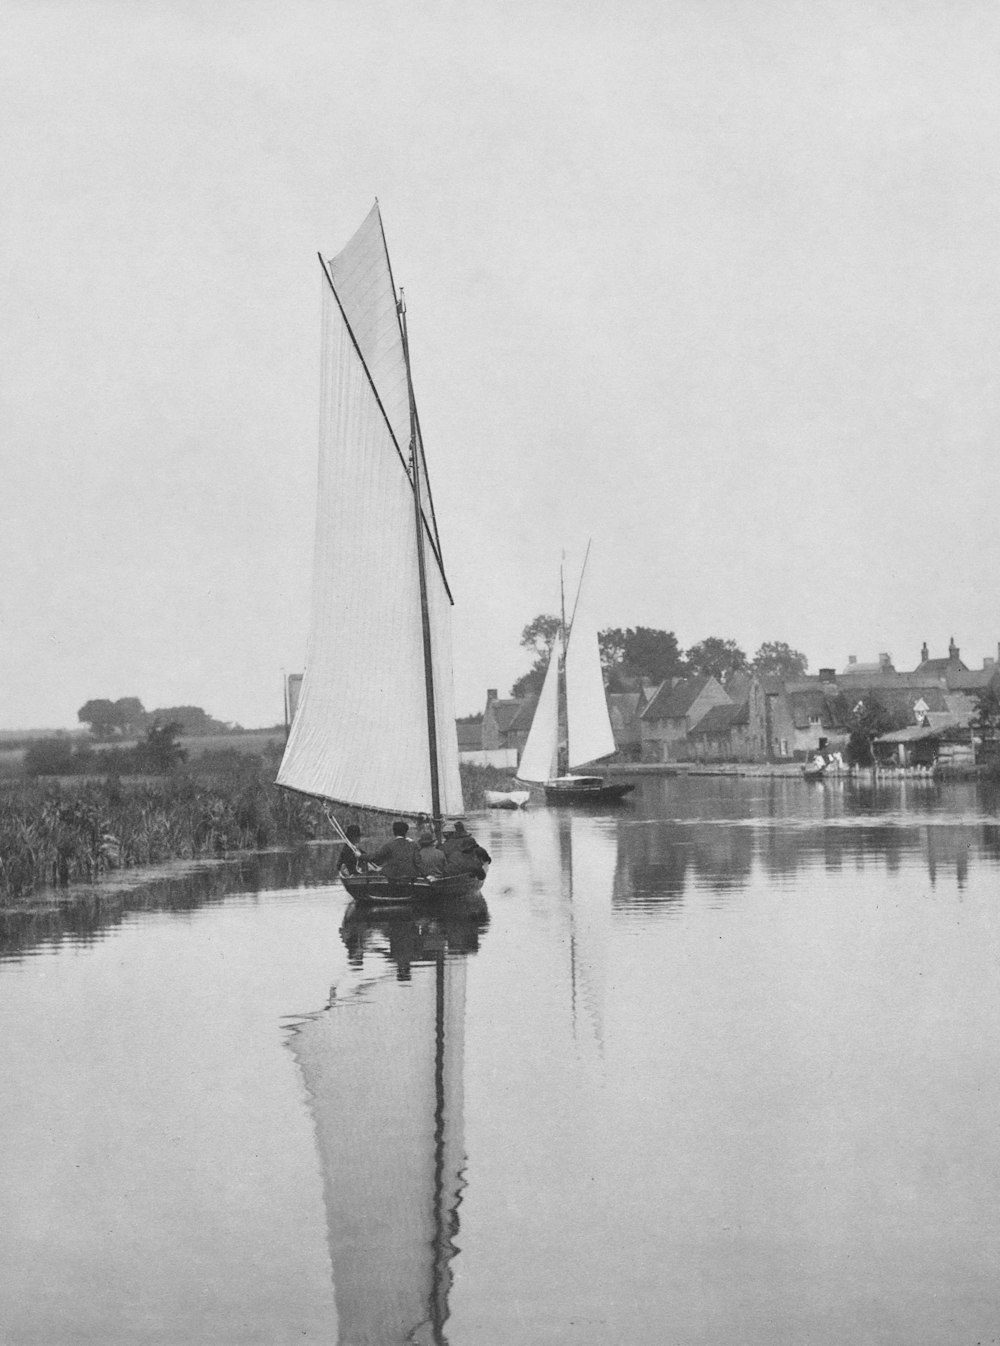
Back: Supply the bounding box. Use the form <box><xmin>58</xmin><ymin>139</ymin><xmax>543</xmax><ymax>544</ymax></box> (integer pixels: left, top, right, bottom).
<box><xmin>3</xmin><ymin>0</ymin><xmax>998</xmax><ymax>728</ymax></box>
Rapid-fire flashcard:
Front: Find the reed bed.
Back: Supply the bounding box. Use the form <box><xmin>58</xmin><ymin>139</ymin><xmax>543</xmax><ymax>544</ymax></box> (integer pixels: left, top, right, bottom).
<box><xmin>0</xmin><ymin>771</ymin><xmax>325</xmax><ymax>901</ymax></box>
<box><xmin>0</xmin><ymin>760</ymin><xmax>515</xmax><ymax>902</ymax></box>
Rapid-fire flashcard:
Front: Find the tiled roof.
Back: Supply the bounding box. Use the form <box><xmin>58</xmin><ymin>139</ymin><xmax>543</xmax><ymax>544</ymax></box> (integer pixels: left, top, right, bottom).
<box><xmin>787</xmin><ymin>689</ymin><xmax>844</xmax><ymax>729</ymax></box>
<box><xmin>914</xmin><ymin>657</ymin><xmax>967</xmax><ymax>676</ymax></box>
<box><xmin>688</xmin><ymin>703</ymin><xmax>744</xmax><ymax>736</ymax></box>
<box><xmin>641</xmin><ymin>676</ymin><xmax>715</xmax><ymax>721</ymax></box>
<box><xmin>489</xmin><ymin>699</ymin><xmax>527</xmax><ymax>732</ymax></box>
<box><xmin>945</xmin><ymin>669</ymin><xmax>1000</xmax><ymax>691</ymax></box>
<box><xmin>836</xmin><ymin>671</ymin><xmax>947</xmax><ymax>690</ymax></box>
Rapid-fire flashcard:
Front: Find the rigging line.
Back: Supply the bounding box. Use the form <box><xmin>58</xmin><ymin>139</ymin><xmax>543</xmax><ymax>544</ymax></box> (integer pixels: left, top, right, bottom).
<box><xmin>317</xmin><ymin>252</ymin><xmax>454</xmax><ymax>606</ymax></box>
<box><xmin>376</xmin><ymin>208</ymin><xmax>448</xmax><ymax>584</ymax></box>
<box><xmin>565</xmin><ymin>537</ymin><xmax>593</xmax><ymax>651</ymax></box>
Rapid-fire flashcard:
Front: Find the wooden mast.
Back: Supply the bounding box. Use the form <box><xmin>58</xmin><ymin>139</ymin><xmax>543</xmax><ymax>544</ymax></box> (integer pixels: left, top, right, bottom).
<box><xmin>398</xmin><ymin>287</ymin><xmax>443</xmax><ymax>835</ymax></box>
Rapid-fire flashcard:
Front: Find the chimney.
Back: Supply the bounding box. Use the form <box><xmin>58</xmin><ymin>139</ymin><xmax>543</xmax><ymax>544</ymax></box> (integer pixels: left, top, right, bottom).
<box><xmin>848</xmin><ymin>655</ymin><xmax>857</xmax><ymax>665</ymax></box>
<box><xmin>920</xmin><ymin>641</ymin><xmax>929</xmax><ymax>664</ymax></box>
<box><xmin>878</xmin><ymin>652</ymin><xmax>891</xmax><ymax>670</ymax></box>
<box><xmin>948</xmin><ymin>637</ymin><xmax>959</xmax><ymax>661</ymax></box>
<box><xmin>985</xmin><ymin>657</ymin><xmax>996</xmax><ymax>671</ymax></box>
<box><xmin>819</xmin><ymin>668</ymin><xmax>835</xmax><ymax>682</ymax></box>
<box><xmin>487</xmin><ymin>688</ymin><xmax>497</xmax><ymax>702</ymax></box>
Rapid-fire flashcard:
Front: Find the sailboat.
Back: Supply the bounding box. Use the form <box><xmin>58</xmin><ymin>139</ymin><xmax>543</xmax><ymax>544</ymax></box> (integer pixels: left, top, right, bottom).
<box><xmin>277</xmin><ymin>203</ymin><xmax>486</xmax><ymax>905</ymax></box>
<box><xmin>515</xmin><ymin>549</ymin><xmax>634</xmax><ymax>805</ymax></box>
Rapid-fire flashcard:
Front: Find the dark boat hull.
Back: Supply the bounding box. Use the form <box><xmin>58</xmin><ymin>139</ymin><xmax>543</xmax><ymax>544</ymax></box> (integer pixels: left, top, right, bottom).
<box><xmin>341</xmin><ymin>870</ymin><xmax>487</xmax><ymax>907</ymax></box>
<box><xmin>542</xmin><ymin>780</ymin><xmax>635</xmax><ymax>805</ymax></box>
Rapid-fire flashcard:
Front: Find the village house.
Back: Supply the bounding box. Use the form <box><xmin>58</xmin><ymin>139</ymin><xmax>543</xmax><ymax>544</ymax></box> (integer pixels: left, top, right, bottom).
<box><xmin>607</xmin><ymin>689</ymin><xmax>649</xmax><ymax>760</ymax></box>
<box><xmin>481</xmin><ymin>689</ymin><xmax>536</xmax><ymax>756</ymax></box>
<box><xmin>639</xmin><ymin>675</ymin><xmax>731</xmax><ymax>762</ymax></box>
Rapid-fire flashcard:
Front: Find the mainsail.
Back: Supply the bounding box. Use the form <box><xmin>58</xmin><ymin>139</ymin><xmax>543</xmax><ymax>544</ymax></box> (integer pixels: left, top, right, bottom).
<box><xmin>564</xmin><ymin>580</ymin><xmax>616</xmax><ymax>769</ymax></box>
<box><xmin>515</xmin><ymin>633</ymin><xmax>562</xmax><ymax>784</ymax></box>
<box><xmin>277</xmin><ymin>207</ymin><xmax>463</xmax><ymax>818</ymax></box>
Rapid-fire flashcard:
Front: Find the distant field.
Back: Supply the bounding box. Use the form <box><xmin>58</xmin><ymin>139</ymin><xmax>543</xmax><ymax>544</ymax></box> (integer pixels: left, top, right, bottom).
<box><xmin>0</xmin><ymin>728</ymin><xmax>287</xmax><ymax>778</ymax></box>
<box><xmin>181</xmin><ymin>730</ymin><xmax>286</xmax><ymax>759</ymax></box>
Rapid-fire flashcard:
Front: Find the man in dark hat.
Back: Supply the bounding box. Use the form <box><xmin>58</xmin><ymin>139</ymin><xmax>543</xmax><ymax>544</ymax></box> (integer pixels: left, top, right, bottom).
<box><xmin>336</xmin><ymin>823</ymin><xmax>368</xmax><ymax>875</ymax></box>
<box><xmin>416</xmin><ymin>829</ymin><xmax>446</xmax><ymax>879</ymax></box>
<box><xmin>371</xmin><ymin>819</ymin><xmax>420</xmax><ymax>878</ymax></box>
<box><xmin>443</xmin><ymin>820</ymin><xmax>491</xmax><ymax>878</ymax></box>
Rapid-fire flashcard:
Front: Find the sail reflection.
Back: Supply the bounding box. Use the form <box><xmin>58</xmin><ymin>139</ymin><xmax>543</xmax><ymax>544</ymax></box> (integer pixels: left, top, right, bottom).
<box><xmin>287</xmin><ymin>896</ymin><xmax>488</xmax><ymax>1346</ymax></box>
<box><xmin>479</xmin><ymin>811</ymin><xmax>619</xmax><ymax>1054</ymax></box>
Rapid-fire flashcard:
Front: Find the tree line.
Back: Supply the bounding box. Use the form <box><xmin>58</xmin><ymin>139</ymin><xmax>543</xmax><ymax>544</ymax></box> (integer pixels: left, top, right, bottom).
<box><xmin>77</xmin><ymin>698</ymin><xmax>233</xmax><ymax>739</ymax></box>
<box><xmin>511</xmin><ymin>616</ymin><xmax>808</xmax><ymax>698</ymax></box>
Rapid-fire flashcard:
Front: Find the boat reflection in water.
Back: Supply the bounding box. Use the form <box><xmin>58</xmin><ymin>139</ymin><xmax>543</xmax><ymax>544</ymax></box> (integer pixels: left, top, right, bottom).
<box><xmin>286</xmin><ymin>894</ymin><xmax>489</xmax><ymax>1346</ymax></box>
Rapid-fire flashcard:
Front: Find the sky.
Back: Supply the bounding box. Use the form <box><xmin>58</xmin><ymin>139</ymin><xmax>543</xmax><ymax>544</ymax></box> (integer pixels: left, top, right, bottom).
<box><xmin>2</xmin><ymin>0</ymin><xmax>998</xmax><ymax>728</ymax></box>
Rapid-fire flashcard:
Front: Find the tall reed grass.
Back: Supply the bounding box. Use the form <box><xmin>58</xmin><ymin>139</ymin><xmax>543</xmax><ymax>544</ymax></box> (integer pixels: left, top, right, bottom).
<box><xmin>0</xmin><ymin>758</ymin><xmax>515</xmax><ymax>901</ymax></box>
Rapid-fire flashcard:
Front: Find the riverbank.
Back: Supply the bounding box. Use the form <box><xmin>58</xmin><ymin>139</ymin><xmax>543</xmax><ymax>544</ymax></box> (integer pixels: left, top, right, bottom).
<box><xmin>0</xmin><ymin>760</ymin><xmax>512</xmax><ymax>903</ymax></box>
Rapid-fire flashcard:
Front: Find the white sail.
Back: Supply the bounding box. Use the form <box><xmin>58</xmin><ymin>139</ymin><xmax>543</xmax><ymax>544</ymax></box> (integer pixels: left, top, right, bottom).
<box><xmin>565</xmin><ymin>580</ymin><xmax>616</xmax><ymax>769</ymax></box>
<box><xmin>325</xmin><ymin>201</ymin><xmax>412</xmax><ymax>475</ymax></box>
<box><xmin>277</xmin><ymin>211</ymin><xmax>463</xmax><ymax>817</ymax></box>
<box><xmin>515</xmin><ymin>635</ymin><xmax>562</xmax><ymax>783</ymax></box>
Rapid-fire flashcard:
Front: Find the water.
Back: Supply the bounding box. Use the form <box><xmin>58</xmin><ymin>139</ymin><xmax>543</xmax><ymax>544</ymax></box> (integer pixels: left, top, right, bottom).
<box><xmin>2</xmin><ymin>777</ymin><xmax>1000</xmax><ymax>1344</ymax></box>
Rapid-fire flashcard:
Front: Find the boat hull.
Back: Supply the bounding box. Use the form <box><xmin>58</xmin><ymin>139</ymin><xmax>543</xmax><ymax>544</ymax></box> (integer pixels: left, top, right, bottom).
<box><xmin>341</xmin><ymin>870</ymin><xmax>487</xmax><ymax>907</ymax></box>
<box><xmin>542</xmin><ymin>779</ymin><xmax>635</xmax><ymax>805</ymax></box>
<box><xmin>485</xmin><ymin>790</ymin><xmax>530</xmax><ymax>810</ymax></box>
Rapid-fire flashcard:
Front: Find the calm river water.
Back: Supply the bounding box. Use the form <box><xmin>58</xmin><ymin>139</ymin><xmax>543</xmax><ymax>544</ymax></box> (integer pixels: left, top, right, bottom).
<box><xmin>2</xmin><ymin>775</ymin><xmax>1000</xmax><ymax>1344</ymax></box>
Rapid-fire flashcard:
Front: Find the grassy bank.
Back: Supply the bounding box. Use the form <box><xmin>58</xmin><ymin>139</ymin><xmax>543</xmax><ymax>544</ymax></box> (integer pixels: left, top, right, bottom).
<box><xmin>0</xmin><ymin>759</ymin><xmax>516</xmax><ymax>902</ymax></box>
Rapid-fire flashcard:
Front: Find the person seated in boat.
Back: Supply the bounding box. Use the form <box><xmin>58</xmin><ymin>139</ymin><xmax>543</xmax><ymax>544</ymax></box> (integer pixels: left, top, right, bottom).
<box><xmin>370</xmin><ymin>819</ymin><xmax>420</xmax><ymax>878</ymax></box>
<box><xmin>443</xmin><ymin>821</ymin><xmax>491</xmax><ymax>878</ymax></box>
<box><xmin>336</xmin><ymin>823</ymin><xmax>368</xmax><ymax>875</ymax></box>
<box><xmin>416</xmin><ymin>829</ymin><xmax>446</xmax><ymax>880</ymax></box>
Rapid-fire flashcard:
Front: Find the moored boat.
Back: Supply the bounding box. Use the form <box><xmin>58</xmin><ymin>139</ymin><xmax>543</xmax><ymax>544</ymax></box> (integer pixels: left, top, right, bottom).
<box><xmin>276</xmin><ymin>204</ymin><xmax>484</xmax><ymax>905</ymax></box>
<box><xmin>484</xmin><ymin>789</ymin><xmax>531</xmax><ymax>810</ymax></box>
<box><xmin>542</xmin><ymin>774</ymin><xmax>635</xmax><ymax>805</ymax></box>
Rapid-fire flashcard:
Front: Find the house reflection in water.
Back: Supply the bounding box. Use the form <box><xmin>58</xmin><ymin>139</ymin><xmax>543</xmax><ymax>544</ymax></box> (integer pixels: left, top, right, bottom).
<box><xmin>287</xmin><ymin>897</ymin><xmax>489</xmax><ymax>1346</ymax></box>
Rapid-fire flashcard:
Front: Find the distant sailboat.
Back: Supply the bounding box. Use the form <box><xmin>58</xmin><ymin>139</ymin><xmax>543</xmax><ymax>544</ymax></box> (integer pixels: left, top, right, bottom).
<box><xmin>516</xmin><ymin>548</ymin><xmax>634</xmax><ymax>805</ymax></box>
<box><xmin>276</xmin><ymin>204</ymin><xmax>486</xmax><ymax>903</ymax></box>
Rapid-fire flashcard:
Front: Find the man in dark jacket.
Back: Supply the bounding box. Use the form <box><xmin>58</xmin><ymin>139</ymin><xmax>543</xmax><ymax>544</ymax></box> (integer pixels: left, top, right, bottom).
<box><xmin>416</xmin><ymin>830</ymin><xmax>446</xmax><ymax>879</ymax></box>
<box><xmin>337</xmin><ymin>823</ymin><xmax>367</xmax><ymax>875</ymax></box>
<box><xmin>443</xmin><ymin>821</ymin><xmax>491</xmax><ymax>878</ymax></box>
<box><xmin>371</xmin><ymin>819</ymin><xmax>420</xmax><ymax>879</ymax></box>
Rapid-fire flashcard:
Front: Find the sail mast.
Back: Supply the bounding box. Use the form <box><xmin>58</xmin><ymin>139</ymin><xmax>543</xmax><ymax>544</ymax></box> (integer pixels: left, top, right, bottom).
<box><xmin>558</xmin><ymin>559</ymin><xmax>569</xmax><ymax>777</ymax></box>
<box><xmin>398</xmin><ymin>287</ymin><xmax>443</xmax><ymax>829</ymax></box>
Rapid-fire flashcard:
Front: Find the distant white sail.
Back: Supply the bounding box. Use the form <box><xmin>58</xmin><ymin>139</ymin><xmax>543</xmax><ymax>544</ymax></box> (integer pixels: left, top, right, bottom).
<box><xmin>565</xmin><ymin>582</ymin><xmax>616</xmax><ymax>769</ymax></box>
<box><xmin>277</xmin><ymin>210</ymin><xmax>462</xmax><ymax>817</ymax></box>
<box><xmin>516</xmin><ymin>636</ymin><xmax>562</xmax><ymax>783</ymax></box>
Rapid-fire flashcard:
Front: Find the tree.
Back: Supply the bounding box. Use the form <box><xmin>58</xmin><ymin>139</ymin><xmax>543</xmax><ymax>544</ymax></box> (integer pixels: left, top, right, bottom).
<box><xmin>971</xmin><ymin>686</ymin><xmax>1000</xmax><ymax>761</ymax></box>
<box><xmin>113</xmin><ymin>697</ymin><xmax>147</xmax><ymax>737</ymax></box>
<box><xmin>840</xmin><ymin>693</ymin><xmax>904</xmax><ymax>766</ymax></box>
<box><xmin>752</xmin><ymin>641</ymin><xmax>809</xmax><ymax>679</ymax></box>
<box><xmin>146</xmin><ymin>705</ymin><xmax>220</xmax><ymax>736</ymax></box>
<box><xmin>599</xmin><ymin>626</ymin><xmax>686</xmax><ymax>689</ymax></box>
<box><xmin>77</xmin><ymin>697</ymin><xmax>147</xmax><ymax>738</ymax></box>
<box><xmin>510</xmin><ymin>613</ymin><xmax>561</xmax><ymax>698</ymax></box>
<box><xmin>78</xmin><ymin>699</ymin><xmax>119</xmax><ymax>739</ymax></box>
<box><xmin>137</xmin><ymin>721</ymin><xmax>188</xmax><ymax>772</ymax></box>
<box><xmin>685</xmin><ymin>637</ymin><xmax>749</xmax><ymax>682</ymax></box>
